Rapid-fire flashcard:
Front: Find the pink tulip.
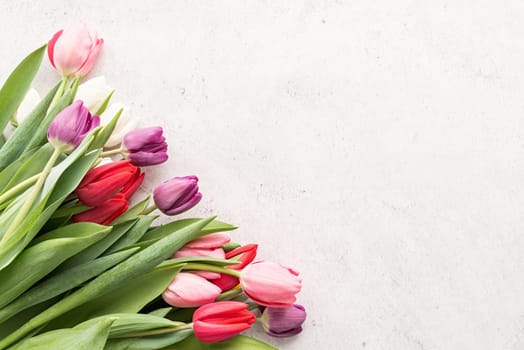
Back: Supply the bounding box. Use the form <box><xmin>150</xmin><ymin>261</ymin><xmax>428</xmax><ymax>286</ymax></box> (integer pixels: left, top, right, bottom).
<box><xmin>184</xmin><ymin>233</ymin><xmax>231</xmax><ymax>249</ymax></box>
<box><xmin>48</xmin><ymin>24</ymin><xmax>103</xmax><ymax>77</ymax></box>
<box><xmin>173</xmin><ymin>233</ymin><xmax>231</xmax><ymax>280</ymax></box>
<box><xmin>162</xmin><ymin>272</ymin><xmax>221</xmax><ymax>308</ymax></box>
<box><xmin>240</xmin><ymin>261</ymin><xmax>302</xmax><ymax>308</ymax></box>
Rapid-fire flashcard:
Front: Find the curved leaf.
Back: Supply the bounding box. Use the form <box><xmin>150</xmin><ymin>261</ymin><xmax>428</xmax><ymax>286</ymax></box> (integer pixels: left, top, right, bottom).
<box><xmin>0</xmin><ymin>45</ymin><xmax>46</xmax><ymax>136</ymax></box>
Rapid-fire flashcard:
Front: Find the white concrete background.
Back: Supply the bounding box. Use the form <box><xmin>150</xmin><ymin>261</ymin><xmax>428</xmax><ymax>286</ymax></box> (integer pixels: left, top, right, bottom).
<box><xmin>1</xmin><ymin>1</ymin><xmax>524</xmax><ymax>349</ymax></box>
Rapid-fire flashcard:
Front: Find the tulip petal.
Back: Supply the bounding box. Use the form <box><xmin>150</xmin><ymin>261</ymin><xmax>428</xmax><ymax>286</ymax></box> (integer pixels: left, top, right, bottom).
<box><xmin>47</xmin><ymin>29</ymin><xmax>63</xmax><ymax>68</ymax></box>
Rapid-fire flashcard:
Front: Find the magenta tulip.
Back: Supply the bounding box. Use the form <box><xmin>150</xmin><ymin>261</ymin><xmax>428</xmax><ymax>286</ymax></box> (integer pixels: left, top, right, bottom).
<box><xmin>47</xmin><ymin>100</ymin><xmax>100</xmax><ymax>152</ymax></box>
<box><xmin>260</xmin><ymin>304</ymin><xmax>306</xmax><ymax>337</ymax></box>
<box><xmin>240</xmin><ymin>261</ymin><xmax>302</xmax><ymax>308</ymax></box>
<box><xmin>123</xmin><ymin>127</ymin><xmax>168</xmax><ymax>166</ymax></box>
<box><xmin>48</xmin><ymin>24</ymin><xmax>103</xmax><ymax>77</ymax></box>
<box><xmin>153</xmin><ymin>176</ymin><xmax>202</xmax><ymax>215</ymax></box>
<box><xmin>162</xmin><ymin>272</ymin><xmax>221</xmax><ymax>308</ymax></box>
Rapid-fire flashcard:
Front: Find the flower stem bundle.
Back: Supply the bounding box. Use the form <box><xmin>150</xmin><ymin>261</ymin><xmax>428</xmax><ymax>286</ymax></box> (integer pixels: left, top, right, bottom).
<box><xmin>0</xmin><ymin>24</ymin><xmax>306</xmax><ymax>350</ymax></box>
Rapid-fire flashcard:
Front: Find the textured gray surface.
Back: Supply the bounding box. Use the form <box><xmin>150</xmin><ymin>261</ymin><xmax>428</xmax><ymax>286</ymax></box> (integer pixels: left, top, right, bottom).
<box><xmin>2</xmin><ymin>1</ymin><xmax>524</xmax><ymax>349</ymax></box>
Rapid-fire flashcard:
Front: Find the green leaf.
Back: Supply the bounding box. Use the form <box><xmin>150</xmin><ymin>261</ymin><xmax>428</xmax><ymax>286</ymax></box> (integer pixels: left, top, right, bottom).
<box><xmin>0</xmin><ymin>248</ymin><xmax>138</xmax><ymax>324</ymax></box>
<box><xmin>0</xmin><ymin>298</ymin><xmax>56</xmax><ymax>340</ymax></box>
<box><xmin>113</xmin><ymin>196</ymin><xmax>151</xmax><ymax>224</ymax></box>
<box><xmin>106</xmin><ymin>329</ymin><xmax>193</xmax><ymax>350</ymax></box>
<box><xmin>0</xmin><ymin>217</ymin><xmax>216</xmax><ymax>349</ymax></box>
<box><xmin>89</xmin><ymin>105</ymin><xmax>121</xmax><ymax>151</ymax></box>
<box><xmin>0</xmin><ymin>145</ymin><xmax>55</xmax><ymax>196</ymax></box>
<box><xmin>141</xmin><ymin>219</ymin><xmax>237</xmax><ymax>242</ymax></box>
<box><xmin>59</xmin><ymin>219</ymin><xmax>139</xmax><ymax>270</ymax></box>
<box><xmin>0</xmin><ymin>222</ymin><xmax>111</xmax><ymax>308</ymax></box>
<box><xmin>0</xmin><ymin>82</ymin><xmax>59</xmax><ymax>169</ymax></box>
<box><xmin>105</xmin><ymin>215</ymin><xmax>156</xmax><ymax>255</ymax></box>
<box><xmin>0</xmin><ymin>45</ymin><xmax>46</xmax><ymax>136</ymax></box>
<box><xmin>95</xmin><ymin>90</ymin><xmax>115</xmax><ymax>116</ymax></box>
<box><xmin>148</xmin><ymin>308</ymin><xmax>172</xmax><ymax>318</ymax></box>
<box><xmin>9</xmin><ymin>316</ymin><xmax>114</xmax><ymax>350</ymax></box>
<box><xmin>163</xmin><ymin>334</ymin><xmax>278</xmax><ymax>350</ymax></box>
<box><xmin>0</xmin><ymin>144</ymin><xmax>53</xmax><ymax>197</ymax></box>
<box><xmin>0</xmin><ymin>140</ymin><xmax>100</xmax><ymax>271</ymax></box>
<box><xmin>107</xmin><ymin>313</ymin><xmax>182</xmax><ymax>338</ymax></box>
<box><xmin>45</xmin><ymin>264</ymin><xmax>182</xmax><ymax>329</ymax></box>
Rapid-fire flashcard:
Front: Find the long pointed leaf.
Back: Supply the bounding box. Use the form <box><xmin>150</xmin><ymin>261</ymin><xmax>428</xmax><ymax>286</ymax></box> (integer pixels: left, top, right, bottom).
<box><xmin>0</xmin><ymin>222</ymin><xmax>110</xmax><ymax>308</ymax></box>
<box><xmin>0</xmin><ymin>45</ymin><xmax>46</xmax><ymax>135</ymax></box>
<box><xmin>0</xmin><ymin>248</ymin><xmax>138</xmax><ymax>324</ymax></box>
<box><xmin>0</xmin><ymin>82</ymin><xmax>59</xmax><ymax>169</ymax></box>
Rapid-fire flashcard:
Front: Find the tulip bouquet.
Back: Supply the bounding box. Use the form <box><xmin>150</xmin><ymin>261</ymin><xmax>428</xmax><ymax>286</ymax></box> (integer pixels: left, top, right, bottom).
<box><xmin>0</xmin><ymin>24</ymin><xmax>306</xmax><ymax>349</ymax></box>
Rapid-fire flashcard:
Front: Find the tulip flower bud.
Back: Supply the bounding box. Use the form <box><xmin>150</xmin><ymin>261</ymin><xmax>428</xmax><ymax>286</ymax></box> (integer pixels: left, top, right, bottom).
<box><xmin>212</xmin><ymin>244</ymin><xmax>258</xmax><ymax>291</ymax></box>
<box><xmin>4</xmin><ymin>88</ymin><xmax>41</xmax><ymax>139</ymax></box>
<box><xmin>192</xmin><ymin>301</ymin><xmax>256</xmax><ymax>343</ymax></box>
<box><xmin>123</xmin><ymin>127</ymin><xmax>168</xmax><ymax>166</ymax></box>
<box><xmin>162</xmin><ymin>272</ymin><xmax>221</xmax><ymax>308</ymax></box>
<box><xmin>76</xmin><ymin>160</ymin><xmax>144</xmax><ymax>207</ymax></box>
<box><xmin>240</xmin><ymin>261</ymin><xmax>302</xmax><ymax>308</ymax></box>
<box><xmin>47</xmin><ymin>100</ymin><xmax>100</xmax><ymax>152</ymax></box>
<box><xmin>76</xmin><ymin>76</ymin><xmax>113</xmax><ymax>114</ymax></box>
<box><xmin>47</xmin><ymin>24</ymin><xmax>103</xmax><ymax>77</ymax></box>
<box><xmin>100</xmin><ymin>103</ymin><xmax>137</xmax><ymax>149</ymax></box>
<box><xmin>153</xmin><ymin>176</ymin><xmax>202</xmax><ymax>215</ymax></box>
<box><xmin>174</xmin><ymin>233</ymin><xmax>231</xmax><ymax>279</ymax></box>
<box><xmin>260</xmin><ymin>304</ymin><xmax>306</xmax><ymax>338</ymax></box>
<box><xmin>15</xmin><ymin>88</ymin><xmax>41</xmax><ymax>125</ymax></box>
<box><xmin>72</xmin><ymin>193</ymin><xmax>128</xmax><ymax>225</ymax></box>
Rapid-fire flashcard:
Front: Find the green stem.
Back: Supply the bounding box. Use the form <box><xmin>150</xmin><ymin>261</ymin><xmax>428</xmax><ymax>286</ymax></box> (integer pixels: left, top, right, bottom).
<box><xmin>47</xmin><ymin>76</ymin><xmax>68</xmax><ymax>113</ymax></box>
<box><xmin>100</xmin><ymin>147</ymin><xmax>124</xmax><ymax>158</ymax></box>
<box><xmin>111</xmin><ymin>323</ymin><xmax>193</xmax><ymax>338</ymax></box>
<box><xmin>0</xmin><ymin>173</ymin><xmax>39</xmax><ymax>205</ymax></box>
<box><xmin>141</xmin><ymin>204</ymin><xmax>157</xmax><ymax>215</ymax></box>
<box><xmin>1</xmin><ymin>147</ymin><xmax>62</xmax><ymax>244</ymax></box>
<box><xmin>182</xmin><ymin>263</ymin><xmax>241</xmax><ymax>278</ymax></box>
<box><xmin>216</xmin><ymin>288</ymin><xmax>243</xmax><ymax>301</ymax></box>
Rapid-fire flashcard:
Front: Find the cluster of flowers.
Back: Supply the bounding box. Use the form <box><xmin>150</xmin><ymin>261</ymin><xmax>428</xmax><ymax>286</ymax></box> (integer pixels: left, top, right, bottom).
<box><xmin>0</xmin><ymin>24</ymin><xmax>306</xmax><ymax>349</ymax></box>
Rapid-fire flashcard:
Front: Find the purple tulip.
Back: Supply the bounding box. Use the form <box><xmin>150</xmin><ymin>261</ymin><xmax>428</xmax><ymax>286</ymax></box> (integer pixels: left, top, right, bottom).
<box><xmin>123</xmin><ymin>127</ymin><xmax>168</xmax><ymax>166</ymax></box>
<box><xmin>260</xmin><ymin>304</ymin><xmax>306</xmax><ymax>338</ymax></box>
<box><xmin>153</xmin><ymin>176</ymin><xmax>202</xmax><ymax>215</ymax></box>
<box><xmin>47</xmin><ymin>100</ymin><xmax>100</xmax><ymax>152</ymax></box>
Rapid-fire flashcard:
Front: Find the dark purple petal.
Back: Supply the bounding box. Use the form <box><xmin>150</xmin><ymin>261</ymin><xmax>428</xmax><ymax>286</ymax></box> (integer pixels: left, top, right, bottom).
<box><xmin>123</xmin><ymin>126</ymin><xmax>164</xmax><ymax>151</ymax></box>
<box><xmin>261</xmin><ymin>304</ymin><xmax>306</xmax><ymax>338</ymax></box>
<box><xmin>166</xmin><ymin>192</ymin><xmax>202</xmax><ymax>215</ymax></box>
<box><xmin>153</xmin><ymin>176</ymin><xmax>202</xmax><ymax>215</ymax></box>
<box><xmin>128</xmin><ymin>151</ymin><xmax>168</xmax><ymax>166</ymax></box>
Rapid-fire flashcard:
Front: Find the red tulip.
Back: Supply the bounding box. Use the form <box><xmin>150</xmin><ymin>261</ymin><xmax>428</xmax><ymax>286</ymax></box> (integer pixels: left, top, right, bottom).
<box><xmin>76</xmin><ymin>160</ymin><xmax>144</xmax><ymax>207</ymax></box>
<box><xmin>192</xmin><ymin>301</ymin><xmax>256</xmax><ymax>343</ymax></box>
<box><xmin>72</xmin><ymin>193</ymin><xmax>128</xmax><ymax>225</ymax></box>
<box><xmin>212</xmin><ymin>244</ymin><xmax>258</xmax><ymax>291</ymax></box>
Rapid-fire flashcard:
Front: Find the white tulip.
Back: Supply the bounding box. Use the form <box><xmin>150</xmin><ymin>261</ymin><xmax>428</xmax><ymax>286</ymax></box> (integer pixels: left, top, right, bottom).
<box><xmin>100</xmin><ymin>102</ymin><xmax>138</xmax><ymax>149</ymax></box>
<box><xmin>15</xmin><ymin>88</ymin><xmax>41</xmax><ymax>125</ymax></box>
<box><xmin>76</xmin><ymin>76</ymin><xmax>113</xmax><ymax>114</ymax></box>
<box><xmin>4</xmin><ymin>88</ymin><xmax>41</xmax><ymax>139</ymax></box>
